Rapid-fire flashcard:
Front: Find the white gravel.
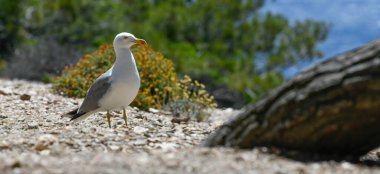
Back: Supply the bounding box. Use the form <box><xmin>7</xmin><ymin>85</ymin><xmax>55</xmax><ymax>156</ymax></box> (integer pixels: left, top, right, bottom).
<box><xmin>0</xmin><ymin>79</ymin><xmax>379</xmax><ymax>174</ymax></box>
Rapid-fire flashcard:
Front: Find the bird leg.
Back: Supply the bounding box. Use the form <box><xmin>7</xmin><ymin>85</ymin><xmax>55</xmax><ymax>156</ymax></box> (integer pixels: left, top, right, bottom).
<box><xmin>107</xmin><ymin>110</ymin><xmax>111</xmax><ymax>128</ymax></box>
<box><xmin>123</xmin><ymin>108</ymin><xmax>128</xmax><ymax>126</ymax></box>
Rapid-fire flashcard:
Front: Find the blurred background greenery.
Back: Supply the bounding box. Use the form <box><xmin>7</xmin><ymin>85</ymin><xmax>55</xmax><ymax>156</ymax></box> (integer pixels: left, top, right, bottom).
<box><xmin>0</xmin><ymin>0</ymin><xmax>329</xmax><ymax>108</ymax></box>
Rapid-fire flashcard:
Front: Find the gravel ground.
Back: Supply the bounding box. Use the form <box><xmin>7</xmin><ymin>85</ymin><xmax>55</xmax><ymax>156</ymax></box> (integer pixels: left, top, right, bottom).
<box><xmin>0</xmin><ymin>79</ymin><xmax>379</xmax><ymax>174</ymax></box>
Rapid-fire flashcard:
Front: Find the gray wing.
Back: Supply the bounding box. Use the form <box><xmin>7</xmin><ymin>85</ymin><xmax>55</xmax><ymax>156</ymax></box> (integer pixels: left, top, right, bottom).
<box><xmin>77</xmin><ymin>75</ymin><xmax>112</xmax><ymax>114</ymax></box>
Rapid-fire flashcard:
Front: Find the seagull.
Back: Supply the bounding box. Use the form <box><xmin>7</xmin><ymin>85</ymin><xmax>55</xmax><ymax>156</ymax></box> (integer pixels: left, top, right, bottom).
<box><xmin>63</xmin><ymin>32</ymin><xmax>146</xmax><ymax>128</ymax></box>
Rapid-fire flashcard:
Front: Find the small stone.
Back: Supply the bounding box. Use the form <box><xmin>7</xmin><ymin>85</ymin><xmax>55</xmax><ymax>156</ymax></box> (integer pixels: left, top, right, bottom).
<box><xmin>109</xmin><ymin>145</ymin><xmax>121</xmax><ymax>151</ymax></box>
<box><xmin>34</xmin><ymin>134</ymin><xmax>57</xmax><ymax>151</ymax></box>
<box><xmin>133</xmin><ymin>139</ymin><xmax>147</xmax><ymax>146</ymax></box>
<box><xmin>133</xmin><ymin>126</ymin><xmax>148</xmax><ymax>134</ymax></box>
<box><xmin>0</xmin><ymin>141</ymin><xmax>10</xmax><ymax>149</ymax></box>
<box><xmin>0</xmin><ymin>115</ymin><xmax>8</xmax><ymax>119</ymax></box>
<box><xmin>165</xmin><ymin>159</ymin><xmax>179</xmax><ymax>168</ymax></box>
<box><xmin>157</xmin><ymin>133</ymin><xmax>168</xmax><ymax>137</ymax></box>
<box><xmin>148</xmin><ymin>108</ymin><xmax>159</xmax><ymax>113</ymax></box>
<box><xmin>341</xmin><ymin>162</ymin><xmax>353</xmax><ymax>169</ymax></box>
<box><xmin>135</xmin><ymin>155</ymin><xmax>149</xmax><ymax>164</ymax></box>
<box><xmin>159</xmin><ymin>142</ymin><xmax>179</xmax><ymax>151</ymax></box>
<box><xmin>28</xmin><ymin>121</ymin><xmax>39</xmax><ymax>129</ymax></box>
<box><xmin>20</xmin><ymin>94</ymin><xmax>31</xmax><ymax>100</ymax></box>
<box><xmin>135</xmin><ymin>114</ymin><xmax>144</xmax><ymax>119</ymax></box>
<box><xmin>10</xmin><ymin>161</ymin><xmax>22</xmax><ymax>168</ymax></box>
<box><xmin>311</xmin><ymin>163</ymin><xmax>320</xmax><ymax>170</ymax></box>
<box><xmin>171</xmin><ymin>117</ymin><xmax>190</xmax><ymax>123</ymax></box>
<box><xmin>0</xmin><ymin>88</ymin><xmax>11</xmax><ymax>95</ymax></box>
<box><xmin>81</xmin><ymin>127</ymin><xmax>91</xmax><ymax>133</ymax></box>
<box><xmin>225</xmin><ymin>108</ymin><xmax>233</xmax><ymax>113</ymax></box>
<box><xmin>143</xmin><ymin>133</ymin><xmax>151</xmax><ymax>138</ymax></box>
<box><xmin>47</xmin><ymin>130</ymin><xmax>61</xmax><ymax>135</ymax></box>
<box><xmin>40</xmin><ymin>150</ymin><xmax>51</xmax><ymax>156</ymax></box>
<box><xmin>116</xmin><ymin>119</ymin><xmax>124</xmax><ymax>125</ymax></box>
<box><xmin>148</xmin><ymin>137</ymin><xmax>160</xmax><ymax>143</ymax></box>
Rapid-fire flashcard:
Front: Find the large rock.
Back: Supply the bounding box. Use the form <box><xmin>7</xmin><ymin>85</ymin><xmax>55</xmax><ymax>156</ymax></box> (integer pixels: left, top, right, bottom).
<box><xmin>203</xmin><ymin>39</ymin><xmax>380</xmax><ymax>156</ymax></box>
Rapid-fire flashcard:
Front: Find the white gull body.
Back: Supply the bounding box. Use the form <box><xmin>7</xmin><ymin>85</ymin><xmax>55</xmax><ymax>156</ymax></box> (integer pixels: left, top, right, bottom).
<box><xmin>98</xmin><ymin>41</ymin><xmax>140</xmax><ymax>110</ymax></box>
<box><xmin>65</xmin><ymin>32</ymin><xmax>143</xmax><ymax>124</ymax></box>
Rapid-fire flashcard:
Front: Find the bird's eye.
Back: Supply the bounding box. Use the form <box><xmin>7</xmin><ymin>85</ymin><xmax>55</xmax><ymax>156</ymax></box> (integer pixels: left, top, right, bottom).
<box><xmin>123</xmin><ymin>36</ymin><xmax>129</xmax><ymax>39</ymax></box>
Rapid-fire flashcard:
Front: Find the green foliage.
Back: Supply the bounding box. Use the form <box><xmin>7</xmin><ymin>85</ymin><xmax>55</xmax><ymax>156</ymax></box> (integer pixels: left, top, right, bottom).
<box><xmin>166</xmin><ymin>75</ymin><xmax>218</xmax><ymax>121</ymax></box>
<box><xmin>0</xmin><ymin>59</ymin><xmax>6</xmax><ymax>75</ymax></box>
<box><xmin>53</xmin><ymin>44</ymin><xmax>217</xmax><ymax>111</ymax></box>
<box><xmin>2</xmin><ymin>0</ymin><xmax>329</xmax><ymax>104</ymax></box>
<box><xmin>131</xmin><ymin>1</ymin><xmax>328</xmax><ymax>102</ymax></box>
<box><xmin>53</xmin><ymin>44</ymin><xmax>114</xmax><ymax>98</ymax></box>
<box><xmin>0</xmin><ymin>0</ymin><xmax>23</xmax><ymax>58</ymax></box>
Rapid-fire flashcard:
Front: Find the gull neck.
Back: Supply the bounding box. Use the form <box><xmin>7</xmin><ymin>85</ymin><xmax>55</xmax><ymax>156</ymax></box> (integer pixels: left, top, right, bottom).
<box><xmin>112</xmin><ymin>47</ymin><xmax>139</xmax><ymax>79</ymax></box>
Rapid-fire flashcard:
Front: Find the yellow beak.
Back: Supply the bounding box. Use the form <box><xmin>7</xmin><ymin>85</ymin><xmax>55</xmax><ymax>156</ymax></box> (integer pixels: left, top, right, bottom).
<box><xmin>133</xmin><ymin>39</ymin><xmax>147</xmax><ymax>45</ymax></box>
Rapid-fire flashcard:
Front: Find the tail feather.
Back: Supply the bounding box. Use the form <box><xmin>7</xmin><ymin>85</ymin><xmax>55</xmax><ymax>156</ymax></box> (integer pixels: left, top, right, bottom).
<box><xmin>61</xmin><ymin>108</ymin><xmax>87</xmax><ymax>121</ymax></box>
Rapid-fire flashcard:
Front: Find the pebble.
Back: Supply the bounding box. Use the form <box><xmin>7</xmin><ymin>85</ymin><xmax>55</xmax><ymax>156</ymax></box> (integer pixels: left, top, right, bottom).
<box><xmin>164</xmin><ymin>159</ymin><xmax>179</xmax><ymax>168</ymax></box>
<box><xmin>148</xmin><ymin>108</ymin><xmax>159</xmax><ymax>113</ymax></box>
<box><xmin>133</xmin><ymin>126</ymin><xmax>149</xmax><ymax>134</ymax></box>
<box><xmin>158</xmin><ymin>142</ymin><xmax>179</xmax><ymax>152</ymax></box>
<box><xmin>40</xmin><ymin>150</ymin><xmax>51</xmax><ymax>156</ymax></box>
<box><xmin>28</xmin><ymin>121</ymin><xmax>39</xmax><ymax>129</ymax></box>
<box><xmin>0</xmin><ymin>141</ymin><xmax>10</xmax><ymax>149</ymax></box>
<box><xmin>34</xmin><ymin>134</ymin><xmax>57</xmax><ymax>151</ymax></box>
<box><xmin>109</xmin><ymin>145</ymin><xmax>121</xmax><ymax>151</ymax></box>
<box><xmin>20</xmin><ymin>94</ymin><xmax>31</xmax><ymax>101</ymax></box>
<box><xmin>0</xmin><ymin>88</ymin><xmax>12</xmax><ymax>95</ymax></box>
<box><xmin>135</xmin><ymin>114</ymin><xmax>144</xmax><ymax>119</ymax></box>
<box><xmin>173</xmin><ymin>118</ymin><xmax>190</xmax><ymax>124</ymax></box>
<box><xmin>341</xmin><ymin>162</ymin><xmax>353</xmax><ymax>170</ymax></box>
<box><xmin>133</xmin><ymin>139</ymin><xmax>147</xmax><ymax>146</ymax></box>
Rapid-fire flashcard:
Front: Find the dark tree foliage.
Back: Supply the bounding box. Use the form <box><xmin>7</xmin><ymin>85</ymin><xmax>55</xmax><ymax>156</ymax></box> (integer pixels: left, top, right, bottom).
<box><xmin>0</xmin><ymin>0</ymin><xmax>22</xmax><ymax>59</ymax></box>
<box><xmin>0</xmin><ymin>0</ymin><xmax>329</xmax><ymax>105</ymax></box>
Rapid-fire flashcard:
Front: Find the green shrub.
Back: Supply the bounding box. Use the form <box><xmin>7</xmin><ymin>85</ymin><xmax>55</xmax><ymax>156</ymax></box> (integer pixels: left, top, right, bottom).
<box><xmin>0</xmin><ymin>59</ymin><xmax>6</xmax><ymax>75</ymax></box>
<box><xmin>53</xmin><ymin>44</ymin><xmax>216</xmax><ymax>112</ymax></box>
<box><xmin>165</xmin><ymin>75</ymin><xmax>217</xmax><ymax>121</ymax></box>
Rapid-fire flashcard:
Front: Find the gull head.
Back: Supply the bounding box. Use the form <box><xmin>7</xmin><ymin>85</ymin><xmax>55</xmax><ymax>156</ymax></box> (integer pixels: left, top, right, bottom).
<box><xmin>113</xmin><ymin>32</ymin><xmax>146</xmax><ymax>48</ymax></box>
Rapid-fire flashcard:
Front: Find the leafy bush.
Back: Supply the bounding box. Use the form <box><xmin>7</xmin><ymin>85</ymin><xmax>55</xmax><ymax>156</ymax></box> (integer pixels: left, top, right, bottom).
<box><xmin>53</xmin><ymin>44</ymin><xmax>216</xmax><ymax>112</ymax></box>
<box><xmin>165</xmin><ymin>75</ymin><xmax>217</xmax><ymax>121</ymax></box>
<box><xmin>0</xmin><ymin>60</ymin><xmax>6</xmax><ymax>76</ymax></box>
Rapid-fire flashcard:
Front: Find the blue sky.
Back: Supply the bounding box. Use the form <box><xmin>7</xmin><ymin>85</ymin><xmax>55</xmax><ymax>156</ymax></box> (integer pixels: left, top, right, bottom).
<box><xmin>261</xmin><ymin>0</ymin><xmax>380</xmax><ymax>78</ymax></box>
